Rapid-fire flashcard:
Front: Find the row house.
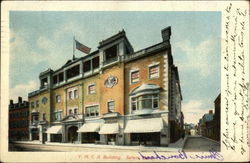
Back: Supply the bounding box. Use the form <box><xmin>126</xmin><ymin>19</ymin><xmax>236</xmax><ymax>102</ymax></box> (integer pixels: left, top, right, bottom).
<box><xmin>9</xmin><ymin>97</ymin><xmax>29</xmax><ymax>141</ymax></box>
<box><xmin>28</xmin><ymin>26</ymin><xmax>183</xmax><ymax>146</ymax></box>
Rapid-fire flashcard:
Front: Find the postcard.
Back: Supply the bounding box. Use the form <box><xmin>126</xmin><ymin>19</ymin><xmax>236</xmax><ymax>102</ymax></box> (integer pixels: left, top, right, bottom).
<box><xmin>0</xmin><ymin>1</ymin><xmax>249</xmax><ymax>162</ymax></box>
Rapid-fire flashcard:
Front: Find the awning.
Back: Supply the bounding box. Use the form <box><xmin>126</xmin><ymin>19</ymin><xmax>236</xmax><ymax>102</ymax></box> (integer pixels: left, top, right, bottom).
<box><xmin>99</xmin><ymin>123</ymin><xmax>119</xmax><ymax>134</ymax></box>
<box><xmin>46</xmin><ymin>125</ymin><xmax>62</xmax><ymax>134</ymax></box>
<box><xmin>77</xmin><ymin>123</ymin><xmax>101</xmax><ymax>133</ymax></box>
<box><xmin>124</xmin><ymin>118</ymin><xmax>163</xmax><ymax>133</ymax></box>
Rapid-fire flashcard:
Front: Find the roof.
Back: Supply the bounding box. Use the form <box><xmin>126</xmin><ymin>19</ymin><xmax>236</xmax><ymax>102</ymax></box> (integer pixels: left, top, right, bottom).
<box><xmin>98</xmin><ymin>30</ymin><xmax>126</xmax><ymax>48</ymax></box>
<box><xmin>130</xmin><ymin>83</ymin><xmax>160</xmax><ymax>95</ymax></box>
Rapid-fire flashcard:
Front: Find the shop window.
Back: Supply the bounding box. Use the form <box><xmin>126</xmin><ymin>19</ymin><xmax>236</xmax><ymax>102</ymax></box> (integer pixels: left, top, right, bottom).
<box><xmin>66</xmin><ymin>64</ymin><xmax>80</xmax><ymax>79</ymax></box>
<box><xmin>131</xmin><ymin>70</ymin><xmax>139</xmax><ymax>84</ymax></box>
<box><xmin>108</xmin><ymin>101</ymin><xmax>115</xmax><ymax>112</ymax></box>
<box><xmin>92</xmin><ymin>56</ymin><xmax>100</xmax><ymax>69</ymax></box>
<box><xmin>83</xmin><ymin>60</ymin><xmax>91</xmax><ymax>72</ymax></box>
<box><xmin>85</xmin><ymin>105</ymin><xmax>99</xmax><ymax>117</ymax></box>
<box><xmin>104</xmin><ymin>45</ymin><xmax>118</xmax><ymax>64</ymax></box>
<box><xmin>131</xmin><ymin>94</ymin><xmax>159</xmax><ymax>111</ymax></box>
<box><xmin>149</xmin><ymin>65</ymin><xmax>159</xmax><ymax>79</ymax></box>
<box><xmin>56</xmin><ymin>95</ymin><xmax>61</xmax><ymax>103</ymax></box>
<box><xmin>88</xmin><ymin>84</ymin><xmax>96</xmax><ymax>94</ymax></box>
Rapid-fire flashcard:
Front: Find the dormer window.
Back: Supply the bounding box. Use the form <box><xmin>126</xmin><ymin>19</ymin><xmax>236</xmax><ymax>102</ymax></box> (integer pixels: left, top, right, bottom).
<box><xmin>104</xmin><ymin>45</ymin><xmax>118</xmax><ymax>65</ymax></box>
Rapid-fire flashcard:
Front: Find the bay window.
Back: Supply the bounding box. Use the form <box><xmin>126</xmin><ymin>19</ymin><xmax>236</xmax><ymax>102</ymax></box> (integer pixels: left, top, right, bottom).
<box><xmin>131</xmin><ymin>94</ymin><xmax>159</xmax><ymax>111</ymax></box>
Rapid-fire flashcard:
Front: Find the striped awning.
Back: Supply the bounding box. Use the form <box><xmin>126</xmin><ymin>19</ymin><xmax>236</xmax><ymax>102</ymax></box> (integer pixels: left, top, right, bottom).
<box><xmin>124</xmin><ymin>118</ymin><xmax>163</xmax><ymax>133</ymax></box>
<box><xmin>46</xmin><ymin>125</ymin><xmax>62</xmax><ymax>134</ymax></box>
<box><xmin>99</xmin><ymin>123</ymin><xmax>119</xmax><ymax>134</ymax></box>
<box><xmin>77</xmin><ymin>123</ymin><xmax>101</xmax><ymax>133</ymax></box>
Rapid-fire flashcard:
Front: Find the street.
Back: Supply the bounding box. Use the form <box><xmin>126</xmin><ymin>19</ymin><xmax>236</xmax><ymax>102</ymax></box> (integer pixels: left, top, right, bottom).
<box><xmin>9</xmin><ymin>136</ymin><xmax>220</xmax><ymax>152</ymax></box>
<box><xmin>183</xmin><ymin>136</ymin><xmax>220</xmax><ymax>152</ymax></box>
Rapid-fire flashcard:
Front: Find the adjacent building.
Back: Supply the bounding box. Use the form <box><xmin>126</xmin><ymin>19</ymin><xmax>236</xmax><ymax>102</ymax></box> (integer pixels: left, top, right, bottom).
<box><xmin>9</xmin><ymin>97</ymin><xmax>29</xmax><ymax>141</ymax></box>
<box><xmin>28</xmin><ymin>27</ymin><xmax>183</xmax><ymax>146</ymax></box>
<box><xmin>197</xmin><ymin>94</ymin><xmax>220</xmax><ymax>142</ymax></box>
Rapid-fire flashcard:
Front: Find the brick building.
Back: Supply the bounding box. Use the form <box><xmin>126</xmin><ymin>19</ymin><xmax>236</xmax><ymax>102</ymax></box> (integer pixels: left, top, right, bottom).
<box><xmin>9</xmin><ymin>97</ymin><xmax>29</xmax><ymax>141</ymax></box>
<box><xmin>28</xmin><ymin>27</ymin><xmax>183</xmax><ymax>146</ymax></box>
<box><xmin>197</xmin><ymin>94</ymin><xmax>220</xmax><ymax>142</ymax></box>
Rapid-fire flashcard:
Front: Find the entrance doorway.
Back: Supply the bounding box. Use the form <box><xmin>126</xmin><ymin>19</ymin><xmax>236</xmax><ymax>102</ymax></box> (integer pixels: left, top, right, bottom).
<box><xmin>68</xmin><ymin>126</ymin><xmax>78</xmax><ymax>143</ymax></box>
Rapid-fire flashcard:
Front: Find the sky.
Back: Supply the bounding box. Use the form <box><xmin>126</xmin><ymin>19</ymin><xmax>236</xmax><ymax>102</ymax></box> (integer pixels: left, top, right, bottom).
<box><xmin>9</xmin><ymin>11</ymin><xmax>221</xmax><ymax>124</ymax></box>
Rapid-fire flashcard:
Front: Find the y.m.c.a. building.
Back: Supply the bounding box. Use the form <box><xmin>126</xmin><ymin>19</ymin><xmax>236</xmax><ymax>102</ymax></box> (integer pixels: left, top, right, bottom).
<box><xmin>28</xmin><ymin>27</ymin><xmax>184</xmax><ymax>146</ymax></box>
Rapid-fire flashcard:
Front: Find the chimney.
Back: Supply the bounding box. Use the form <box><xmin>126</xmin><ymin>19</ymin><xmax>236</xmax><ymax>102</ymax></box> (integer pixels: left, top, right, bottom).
<box><xmin>161</xmin><ymin>26</ymin><xmax>171</xmax><ymax>42</ymax></box>
<box><xmin>209</xmin><ymin>110</ymin><xmax>213</xmax><ymax>114</ymax></box>
<box><xmin>10</xmin><ymin>100</ymin><xmax>13</xmax><ymax>105</ymax></box>
<box><xmin>18</xmin><ymin>97</ymin><xmax>22</xmax><ymax>104</ymax></box>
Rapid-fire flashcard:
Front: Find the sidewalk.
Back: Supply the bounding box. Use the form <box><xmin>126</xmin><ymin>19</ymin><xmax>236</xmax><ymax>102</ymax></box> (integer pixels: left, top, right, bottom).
<box><xmin>12</xmin><ymin>141</ymin><xmax>182</xmax><ymax>152</ymax></box>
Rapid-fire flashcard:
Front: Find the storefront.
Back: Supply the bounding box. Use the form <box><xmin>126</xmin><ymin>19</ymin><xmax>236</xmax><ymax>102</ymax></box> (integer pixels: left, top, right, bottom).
<box><xmin>124</xmin><ymin>117</ymin><xmax>163</xmax><ymax>146</ymax></box>
<box><xmin>46</xmin><ymin>125</ymin><xmax>62</xmax><ymax>142</ymax></box>
<box><xmin>77</xmin><ymin>122</ymin><xmax>102</xmax><ymax>143</ymax></box>
<box><xmin>99</xmin><ymin>123</ymin><xmax>119</xmax><ymax>145</ymax></box>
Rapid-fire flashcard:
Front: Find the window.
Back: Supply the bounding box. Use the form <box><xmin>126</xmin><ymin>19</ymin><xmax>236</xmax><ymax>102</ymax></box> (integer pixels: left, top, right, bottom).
<box><xmin>58</xmin><ymin>72</ymin><xmax>64</xmax><ymax>82</ymax></box>
<box><xmin>83</xmin><ymin>60</ymin><xmax>91</xmax><ymax>72</ymax></box>
<box><xmin>36</xmin><ymin>100</ymin><xmax>39</xmax><ymax>107</ymax></box>
<box><xmin>88</xmin><ymin>84</ymin><xmax>96</xmax><ymax>94</ymax></box>
<box><xmin>69</xmin><ymin>91</ymin><xmax>72</xmax><ymax>99</ymax></box>
<box><xmin>92</xmin><ymin>56</ymin><xmax>100</xmax><ymax>69</ymax></box>
<box><xmin>131</xmin><ymin>97</ymin><xmax>137</xmax><ymax>111</ymax></box>
<box><xmin>149</xmin><ymin>65</ymin><xmax>159</xmax><ymax>79</ymax></box>
<box><xmin>104</xmin><ymin>45</ymin><xmax>118</xmax><ymax>64</ymax></box>
<box><xmin>53</xmin><ymin>75</ymin><xmax>58</xmax><ymax>84</ymax></box>
<box><xmin>108</xmin><ymin>101</ymin><xmax>115</xmax><ymax>112</ymax></box>
<box><xmin>131</xmin><ymin>70</ymin><xmax>139</xmax><ymax>84</ymax></box>
<box><xmin>74</xmin><ymin>89</ymin><xmax>78</xmax><ymax>99</ymax></box>
<box><xmin>74</xmin><ymin>108</ymin><xmax>78</xmax><ymax>114</ymax></box>
<box><xmin>66</xmin><ymin>64</ymin><xmax>80</xmax><ymax>79</ymax></box>
<box><xmin>131</xmin><ymin>94</ymin><xmax>159</xmax><ymax>111</ymax></box>
<box><xmin>53</xmin><ymin>111</ymin><xmax>62</xmax><ymax>121</ymax></box>
<box><xmin>41</xmin><ymin>78</ymin><xmax>48</xmax><ymax>88</ymax></box>
<box><xmin>69</xmin><ymin>109</ymin><xmax>72</xmax><ymax>115</ymax></box>
<box><xmin>85</xmin><ymin>105</ymin><xmax>99</xmax><ymax>117</ymax></box>
<box><xmin>56</xmin><ymin>95</ymin><xmax>61</xmax><ymax>103</ymax></box>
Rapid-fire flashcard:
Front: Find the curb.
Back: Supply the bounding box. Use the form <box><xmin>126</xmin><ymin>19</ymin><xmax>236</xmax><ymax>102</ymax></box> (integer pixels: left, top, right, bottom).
<box><xmin>201</xmin><ymin>136</ymin><xmax>220</xmax><ymax>144</ymax></box>
<box><xmin>12</xmin><ymin>141</ymin><xmax>181</xmax><ymax>152</ymax></box>
<box><xmin>180</xmin><ymin>135</ymin><xmax>188</xmax><ymax>151</ymax></box>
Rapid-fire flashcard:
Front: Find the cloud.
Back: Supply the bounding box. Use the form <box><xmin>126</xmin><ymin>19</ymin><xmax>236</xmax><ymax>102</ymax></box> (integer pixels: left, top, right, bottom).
<box><xmin>182</xmin><ymin>99</ymin><xmax>213</xmax><ymax>124</ymax></box>
<box><xmin>9</xmin><ymin>80</ymin><xmax>39</xmax><ymax>102</ymax></box>
<box><xmin>174</xmin><ymin>37</ymin><xmax>219</xmax><ymax>77</ymax></box>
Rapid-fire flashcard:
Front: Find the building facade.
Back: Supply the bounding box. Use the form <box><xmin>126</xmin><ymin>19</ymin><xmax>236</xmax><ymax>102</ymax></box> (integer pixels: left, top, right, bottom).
<box><xmin>28</xmin><ymin>27</ymin><xmax>183</xmax><ymax>146</ymax></box>
<box><xmin>9</xmin><ymin>97</ymin><xmax>29</xmax><ymax>141</ymax></box>
<box><xmin>197</xmin><ymin>94</ymin><xmax>220</xmax><ymax>142</ymax></box>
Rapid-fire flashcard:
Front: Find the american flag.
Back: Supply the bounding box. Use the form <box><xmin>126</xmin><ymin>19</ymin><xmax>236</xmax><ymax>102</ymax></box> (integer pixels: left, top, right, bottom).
<box><xmin>75</xmin><ymin>40</ymin><xmax>91</xmax><ymax>54</ymax></box>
